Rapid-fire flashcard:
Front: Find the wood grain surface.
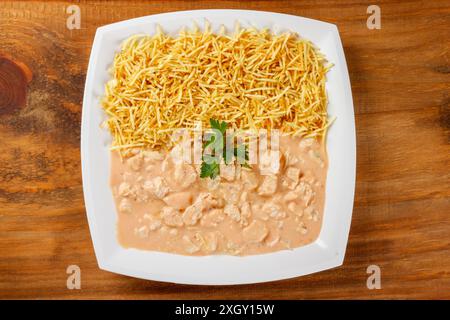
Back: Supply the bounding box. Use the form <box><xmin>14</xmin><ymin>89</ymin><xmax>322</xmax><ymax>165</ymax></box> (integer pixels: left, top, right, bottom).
<box><xmin>0</xmin><ymin>0</ymin><xmax>449</xmax><ymax>299</ymax></box>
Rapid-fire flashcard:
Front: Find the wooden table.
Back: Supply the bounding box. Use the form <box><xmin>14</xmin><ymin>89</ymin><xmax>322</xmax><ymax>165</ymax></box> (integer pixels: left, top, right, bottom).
<box><xmin>0</xmin><ymin>0</ymin><xmax>449</xmax><ymax>299</ymax></box>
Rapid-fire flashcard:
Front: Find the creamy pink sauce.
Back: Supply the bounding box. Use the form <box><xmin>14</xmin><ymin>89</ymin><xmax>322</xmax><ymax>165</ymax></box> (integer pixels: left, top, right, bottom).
<box><xmin>111</xmin><ymin>136</ymin><xmax>327</xmax><ymax>256</ymax></box>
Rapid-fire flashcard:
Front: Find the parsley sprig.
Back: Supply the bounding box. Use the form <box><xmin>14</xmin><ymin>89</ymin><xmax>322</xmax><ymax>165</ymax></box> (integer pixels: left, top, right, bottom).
<box><xmin>200</xmin><ymin>119</ymin><xmax>250</xmax><ymax>179</ymax></box>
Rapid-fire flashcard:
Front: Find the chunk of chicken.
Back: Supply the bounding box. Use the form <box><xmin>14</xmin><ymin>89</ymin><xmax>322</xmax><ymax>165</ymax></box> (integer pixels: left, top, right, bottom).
<box><xmin>204</xmin><ymin>176</ymin><xmax>221</xmax><ymax>190</ymax></box>
<box><xmin>257</xmin><ymin>175</ymin><xmax>278</xmax><ymax>196</ymax></box>
<box><xmin>251</xmin><ymin>203</ymin><xmax>269</xmax><ymax>221</ymax></box>
<box><xmin>196</xmin><ymin>192</ymin><xmax>218</xmax><ymax>210</ymax></box>
<box><xmin>182</xmin><ymin>193</ymin><xmax>218</xmax><ymax>225</ymax></box>
<box><xmin>265</xmin><ymin>231</ymin><xmax>280</xmax><ymax>247</ymax></box>
<box><xmin>128</xmin><ymin>153</ymin><xmax>143</xmax><ymax>171</ymax></box>
<box><xmin>283</xmin><ymin>191</ymin><xmax>298</xmax><ymax>202</ymax></box>
<box><xmin>224</xmin><ymin>204</ymin><xmax>241</xmax><ymax>222</ymax></box>
<box><xmin>163</xmin><ymin>192</ymin><xmax>192</xmax><ymax>210</ymax></box>
<box><xmin>240</xmin><ymin>201</ymin><xmax>252</xmax><ymax>226</ymax></box>
<box><xmin>200</xmin><ymin>209</ymin><xmax>225</xmax><ymax>227</ymax></box>
<box><xmin>220</xmin><ymin>163</ymin><xmax>236</xmax><ymax>181</ymax></box>
<box><xmin>221</xmin><ymin>183</ymin><xmax>242</xmax><ymax>204</ymax></box>
<box><xmin>287</xmin><ymin>202</ymin><xmax>297</xmax><ymax>213</ymax></box>
<box><xmin>134</xmin><ymin>225</ymin><xmax>149</xmax><ymax>238</ymax></box>
<box><xmin>134</xmin><ymin>185</ymin><xmax>150</xmax><ymax>202</ymax></box>
<box><xmin>203</xmin><ymin>231</ymin><xmax>220</xmax><ymax>253</ymax></box>
<box><xmin>243</xmin><ymin>220</ymin><xmax>268</xmax><ymax>243</ymax></box>
<box><xmin>160</xmin><ymin>206</ymin><xmax>184</xmax><ymax>227</ymax></box>
<box><xmin>297</xmin><ymin>222</ymin><xmax>308</xmax><ymax>234</ymax></box>
<box><xmin>182</xmin><ymin>235</ymin><xmax>200</xmax><ymax>254</ymax></box>
<box><xmin>173</xmin><ymin>164</ymin><xmax>197</xmax><ymax>189</ymax></box>
<box><xmin>262</xmin><ymin>202</ymin><xmax>286</xmax><ymax>220</ymax></box>
<box><xmin>119</xmin><ymin>198</ymin><xmax>132</xmax><ymax>214</ymax></box>
<box><xmin>283</xmin><ymin>167</ymin><xmax>300</xmax><ymax>190</ymax></box>
<box><xmin>283</xmin><ymin>150</ymin><xmax>299</xmax><ymax>167</ymax></box>
<box><xmin>295</xmin><ymin>181</ymin><xmax>315</xmax><ymax>206</ymax></box>
<box><xmin>169</xmin><ymin>142</ymin><xmax>184</xmax><ymax>164</ymax></box>
<box><xmin>305</xmin><ymin>207</ymin><xmax>319</xmax><ymax>221</ymax></box>
<box><xmin>259</xmin><ymin>150</ymin><xmax>281</xmax><ymax>175</ymax></box>
<box><xmin>240</xmin><ymin>191</ymin><xmax>248</xmax><ymax>203</ymax></box>
<box><xmin>143</xmin><ymin>214</ymin><xmax>162</xmax><ymax>231</ymax></box>
<box><xmin>240</xmin><ymin>170</ymin><xmax>259</xmax><ymax>191</ymax></box>
<box><xmin>118</xmin><ymin>182</ymin><xmax>133</xmax><ymax>197</ymax></box>
<box><xmin>182</xmin><ymin>202</ymin><xmax>203</xmax><ymax>225</ymax></box>
<box><xmin>143</xmin><ymin>177</ymin><xmax>170</xmax><ymax>199</ymax></box>
<box><xmin>226</xmin><ymin>241</ymin><xmax>243</xmax><ymax>255</ymax></box>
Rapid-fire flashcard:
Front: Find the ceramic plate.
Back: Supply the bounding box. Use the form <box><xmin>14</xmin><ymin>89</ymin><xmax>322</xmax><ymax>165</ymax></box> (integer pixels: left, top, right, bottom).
<box><xmin>81</xmin><ymin>9</ymin><xmax>356</xmax><ymax>285</ymax></box>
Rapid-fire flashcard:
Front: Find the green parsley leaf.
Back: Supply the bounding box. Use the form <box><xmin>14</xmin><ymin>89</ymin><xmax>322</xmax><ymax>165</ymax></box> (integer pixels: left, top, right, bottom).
<box><xmin>200</xmin><ymin>162</ymin><xmax>220</xmax><ymax>179</ymax></box>
<box><xmin>210</xmin><ymin>118</ymin><xmax>227</xmax><ymax>136</ymax></box>
<box><xmin>200</xmin><ymin>118</ymin><xmax>251</xmax><ymax>179</ymax></box>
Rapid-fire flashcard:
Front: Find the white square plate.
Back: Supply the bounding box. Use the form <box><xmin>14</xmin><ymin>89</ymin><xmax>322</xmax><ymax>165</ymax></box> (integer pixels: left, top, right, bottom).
<box><xmin>81</xmin><ymin>9</ymin><xmax>356</xmax><ymax>285</ymax></box>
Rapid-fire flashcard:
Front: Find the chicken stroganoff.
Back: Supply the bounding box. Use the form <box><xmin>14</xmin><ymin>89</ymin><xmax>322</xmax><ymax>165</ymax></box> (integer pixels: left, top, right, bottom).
<box><xmin>111</xmin><ymin>135</ymin><xmax>327</xmax><ymax>255</ymax></box>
